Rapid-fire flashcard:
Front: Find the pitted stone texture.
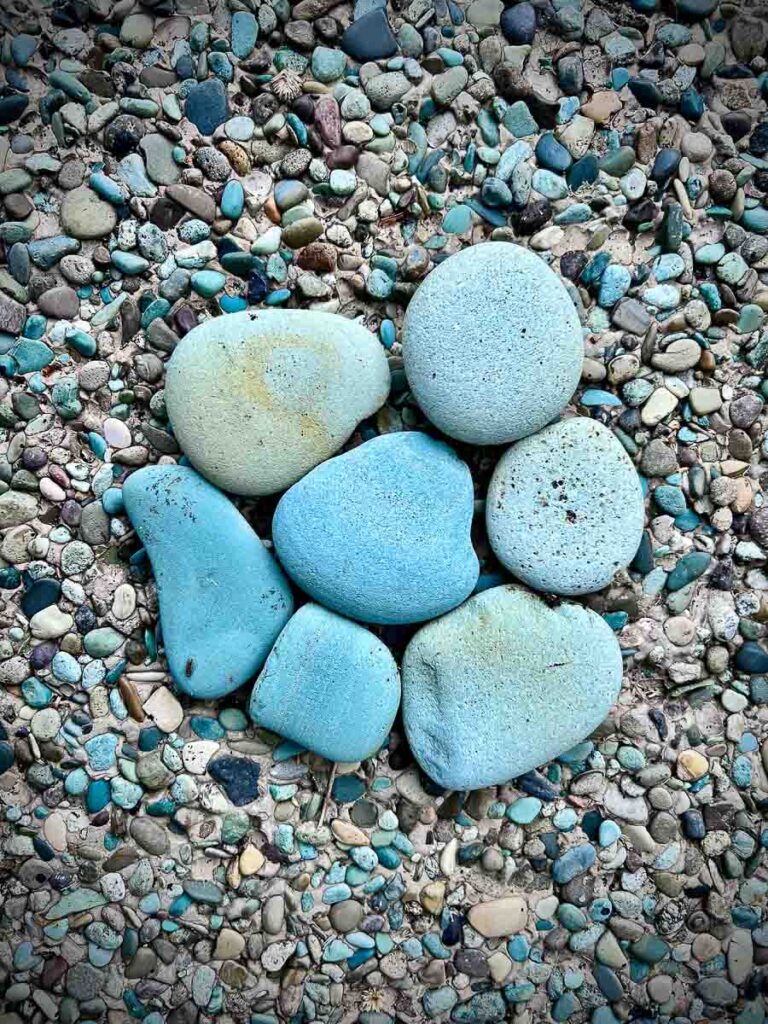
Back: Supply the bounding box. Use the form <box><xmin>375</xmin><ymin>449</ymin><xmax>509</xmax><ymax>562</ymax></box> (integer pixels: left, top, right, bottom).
<box><xmin>486</xmin><ymin>417</ymin><xmax>645</xmax><ymax>595</ymax></box>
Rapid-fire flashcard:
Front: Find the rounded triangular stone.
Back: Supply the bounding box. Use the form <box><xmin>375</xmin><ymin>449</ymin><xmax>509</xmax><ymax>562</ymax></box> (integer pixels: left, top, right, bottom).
<box><xmin>250</xmin><ymin>603</ymin><xmax>400</xmax><ymax>762</ymax></box>
<box><xmin>272</xmin><ymin>432</ymin><xmax>479</xmax><ymax>624</ymax></box>
<box><xmin>401</xmin><ymin>585</ymin><xmax>622</xmax><ymax>790</ymax></box>
<box><xmin>122</xmin><ymin>465</ymin><xmax>293</xmax><ymax>699</ymax></box>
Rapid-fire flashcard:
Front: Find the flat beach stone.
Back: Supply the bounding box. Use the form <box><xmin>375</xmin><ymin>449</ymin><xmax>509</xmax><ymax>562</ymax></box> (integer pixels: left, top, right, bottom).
<box><xmin>60</xmin><ymin>187</ymin><xmax>117</xmax><ymax>240</ymax></box>
<box><xmin>272</xmin><ymin>432</ymin><xmax>478</xmax><ymax>624</ymax></box>
<box><xmin>122</xmin><ymin>464</ymin><xmax>293</xmax><ymax>699</ymax></box>
<box><xmin>250</xmin><ymin>603</ymin><xmax>400</xmax><ymax>762</ymax></box>
<box><xmin>165</xmin><ymin>310</ymin><xmax>390</xmax><ymax>496</ymax></box>
<box><xmin>402</xmin><ymin>585</ymin><xmax>623</xmax><ymax>790</ymax></box>
<box><xmin>486</xmin><ymin>418</ymin><xmax>645</xmax><ymax>595</ymax></box>
<box><xmin>467</xmin><ymin>897</ymin><xmax>528</xmax><ymax>937</ymax></box>
<box><xmin>402</xmin><ymin>242</ymin><xmax>582</xmax><ymax>445</ymax></box>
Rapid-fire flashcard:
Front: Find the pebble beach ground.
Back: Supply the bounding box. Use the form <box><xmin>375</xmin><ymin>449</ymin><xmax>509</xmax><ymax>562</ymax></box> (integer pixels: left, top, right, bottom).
<box><xmin>1</xmin><ymin>0</ymin><xmax>768</xmax><ymax>1022</ymax></box>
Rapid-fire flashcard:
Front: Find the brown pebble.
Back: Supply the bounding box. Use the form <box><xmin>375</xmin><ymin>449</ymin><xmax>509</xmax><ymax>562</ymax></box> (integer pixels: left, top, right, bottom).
<box><xmin>119</xmin><ymin>677</ymin><xmax>146</xmax><ymax>722</ymax></box>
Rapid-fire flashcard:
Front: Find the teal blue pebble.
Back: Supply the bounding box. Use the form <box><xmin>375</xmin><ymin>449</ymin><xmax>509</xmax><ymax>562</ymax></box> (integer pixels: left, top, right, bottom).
<box><xmin>249</xmin><ymin>603</ymin><xmax>400</xmax><ymax>763</ymax></box>
<box><xmin>272</xmin><ymin>431</ymin><xmax>479</xmax><ymax>624</ymax></box>
<box><xmin>122</xmin><ymin>464</ymin><xmax>293</xmax><ymax>699</ymax></box>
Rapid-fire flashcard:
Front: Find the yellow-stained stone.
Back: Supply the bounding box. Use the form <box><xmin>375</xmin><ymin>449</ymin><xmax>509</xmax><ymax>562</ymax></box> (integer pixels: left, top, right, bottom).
<box><xmin>467</xmin><ymin>896</ymin><xmax>527</xmax><ymax>938</ymax></box>
<box><xmin>420</xmin><ymin>881</ymin><xmax>446</xmax><ymax>915</ymax></box>
<box><xmin>487</xmin><ymin>951</ymin><xmax>513</xmax><ymax>984</ymax></box>
<box><xmin>239</xmin><ymin>844</ymin><xmax>265</xmax><ymax>876</ymax></box>
<box><xmin>331</xmin><ymin>819</ymin><xmax>368</xmax><ymax>846</ymax></box>
<box><xmin>677</xmin><ymin>748</ymin><xmax>709</xmax><ymax>781</ymax></box>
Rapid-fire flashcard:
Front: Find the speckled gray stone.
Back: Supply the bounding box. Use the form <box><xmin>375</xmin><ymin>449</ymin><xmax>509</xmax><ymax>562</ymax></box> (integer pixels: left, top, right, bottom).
<box><xmin>486</xmin><ymin>417</ymin><xmax>645</xmax><ymax>595</ymax></box>
<box><xmin>402</xmin><ymin>242</ymin><xmax>582</xmax><ymax>445</ymax></box>
<box><xmin>402</xmin><ymin>585</ymin><xmax>623</xmax><ymax>790</ymax></box>
<box><xmin>165</xmin><ymin>310</ymin><xmax>390</xmax><ymax>496</ymax></box>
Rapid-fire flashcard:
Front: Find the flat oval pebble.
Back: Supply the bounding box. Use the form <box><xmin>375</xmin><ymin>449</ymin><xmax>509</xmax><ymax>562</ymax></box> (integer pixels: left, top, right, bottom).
<box><xmin>272</xmin><ymin>432</ymin><xmax>479</xmax><ymax>624</ymax></box>
<box><xmin>486</xmin><ymin>417</ymin><xmax>645</xmax><ymax>595</ymax></box>
<box><xmin>165</xmin><ymin>310</ymin><xmax>390</xmax><ymax>496</ymax></box>
<box><xmin>249</xmin><ymin>603</ymin><xmax>400</xmax><ymax>762</ymax></box>
<box><xmin>402</xmin><ymin>585</ymin><xmax>622</xmax><ymax>790</ymax></box>
<box><xmin>402</xmin><ymin>242</ymin><xmax>582</xmax><ymax>444</ymax></box>
<box><xmin>122</xmin><ymin>464</ymin><xmax>293</xmax><ymax>698</ymax></box>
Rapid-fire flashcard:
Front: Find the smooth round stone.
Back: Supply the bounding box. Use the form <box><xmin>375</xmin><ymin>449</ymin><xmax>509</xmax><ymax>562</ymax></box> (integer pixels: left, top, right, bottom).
<box><xmin>402</xmin><ymin>243</ymin><xmax>582</xmax><ymax>445</ymax></box>
<box><xmin>402</xmin><ymin>585</ymin><xmax>623</xmax><ymax>790</ymax></box>
<box><xmin>272</xmin><ymin>432</ymin><xmax>479</xmax><ymax>624</ymax></box>
<box><xmin>165</xmin><ymin>310</ymin><xmax>390</xmax><ymax>496</ymax></box>
<box><xmin>486</xmin><ymin>418</ymin><xmax>645</xmax><ymax>596</ymax></box>
<box><xmin>250</xmin><ymin>603</ymin><xmax>400</xmax><ymax>762</ymax></box>
<box><xmin>122</xmin><ymin>464</ymin><xmax>293</xmax><ymax>699</ymax></box>
<box><xmin>60</xmin><ymin>187</ymin><xmax>117</xmax><ymax>240</ymax></box>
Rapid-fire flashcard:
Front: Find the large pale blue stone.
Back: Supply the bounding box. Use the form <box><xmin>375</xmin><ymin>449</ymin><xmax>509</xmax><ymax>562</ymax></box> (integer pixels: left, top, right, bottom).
<box><xmin>487</xmin><ymin>418</ymin><xmax>645</xmax><ymax>596</ymax></box>
<box><xmin>402</xmin><ymin>243</ymin><xmax>582</xmax><ymax>445</ymax></box>
<box><xmin>122</xmin><ymin>465</ymin><xmax>293</xmax><ymax>699</ymax></box>
<box><xmin>250</xmin><ymin>603</ymin><xmax>400</xmax><ymax>762</ymax></box>
<box><xmin>165</xmin><ymin>310</ymin><xmax>390</xmax><ymax>496</ymax></box>
<box><xmin>402</xmin><ymin>586</ymin><xmax>623</xmax><ymax>790</ymax></box>
<box><xmin>272</xmin><ymin>432</ymin><xmax>478</xmax><ymax>624</ymax></box>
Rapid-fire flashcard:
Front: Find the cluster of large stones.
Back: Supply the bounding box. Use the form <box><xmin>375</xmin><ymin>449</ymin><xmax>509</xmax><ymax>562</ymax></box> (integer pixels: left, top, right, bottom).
<box><xmin>124</xmin><ymin>241</ymin><xmax>644</xmax><ymax>790</ymax></box>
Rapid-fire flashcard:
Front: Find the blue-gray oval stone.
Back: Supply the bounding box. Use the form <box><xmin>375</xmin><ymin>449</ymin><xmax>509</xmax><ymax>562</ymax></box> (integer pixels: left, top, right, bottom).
<box><xmin>402</xmin><ymin>242</ymin><xmax>583</xmax><ymax>445</ymax></box>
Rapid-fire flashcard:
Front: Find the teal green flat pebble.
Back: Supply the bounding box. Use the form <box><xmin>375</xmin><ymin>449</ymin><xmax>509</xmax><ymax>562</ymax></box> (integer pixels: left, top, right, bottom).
<box><xmin>220</xmin><ymin>180</ymin><xmax>244</xmax><ymax>219</ymax></box>
<box><xmin>666</xmin><ymin>551</ymin><xmax>710</xmax><ymax>591</ymax></box>
<box><xmin>111</xmin><ymin>250</ymin><xmax>149</xmax><ymax>275</ymax></box>
<box><xmin>506</xmin><ymin>797</ymin><xmax>542</xmax><ymax>823</ymax></box>
<box><xmin>737</xmin><ymin>304</ymin><xmax>764</xmax><ymax>334</ymax></box>
<box><xmin>220</xmin><ymin>295</ymin><xmax>248</xmax><ymax>313</ymax></box>
<box><xmin>219</xmin><ymin>708</ymin><xmax>248</xmax><ymax>731</ymax></box>
<box><xmin>110</xmin><ymin>778</ymin><xmax>142</xmax><ymax>809</ymax></box>
<box><xmin>442</xmin><ymin>204</ymin><xmax>473</xmax><ymax>233</ymax></box>
<box><xmin>598</xmin><ymin>820</ymin><xmax>621</xmax><ymax>846</ymax></box>
<box><xmin>311</xmin><ymin>47</ymin><xmax>346</xmax><ymax>82</ymax></box>
<box><xmin>64</xmin><ymin>768</ymin><xmax>89</xmax><ymax>795</ymax></box>
<box><xmin>377</xmin><ymin>847</ymin><xmax>401</xmax><ymax>868</ymax></box>
<box><xmin>617</xmin><ymin>745</ymin><xmax>646</xmax><ymax>770</ymax></box>
<box><xmin>554</xmin><ymin>808</ymin><xmax>578</xmax><ymax>831</ymax></box>
<box><xmin>558</xmin><ymin>904</ymin><xmax>588</xmax><ymax>930</ymax></box>
<box><xmin>191</xmin><ymin>270</ymin><xmax>226</xmax><ymax>297</ymax></box>
<box><xmin>323</xmin><ymin>883</ymin><xmax>352</xmax><ymax>904</ymax></box>
<box><xmin>84</xmin><ymin>627</ymin><xmax>122</xmax><ymax>657</ymax></box>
